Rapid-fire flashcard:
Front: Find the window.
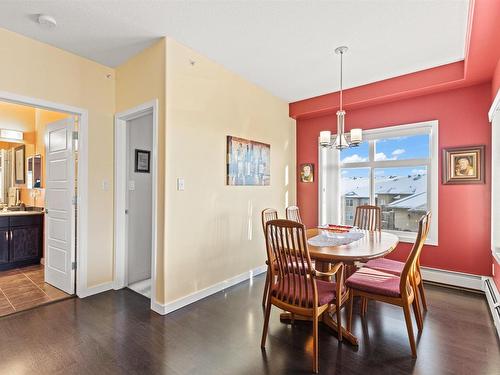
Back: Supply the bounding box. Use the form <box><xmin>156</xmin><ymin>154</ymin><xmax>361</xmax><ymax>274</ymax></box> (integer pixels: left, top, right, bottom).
<box><xmin>320</xmin><ymin>121</ymin><xmax>438</xmax><ymax>245</ymax></box>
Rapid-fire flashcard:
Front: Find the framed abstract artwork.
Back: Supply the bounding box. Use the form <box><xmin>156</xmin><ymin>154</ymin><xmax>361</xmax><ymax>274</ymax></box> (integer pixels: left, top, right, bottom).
<box><xmin>226</xmin><ymin>136</ymin><xmax>270</xmax><ymax>186</ymax></box>
<box><xmin>442</xmin><ymin>145</ymin><xmax>485</xmax><ymax>184</ymax></box>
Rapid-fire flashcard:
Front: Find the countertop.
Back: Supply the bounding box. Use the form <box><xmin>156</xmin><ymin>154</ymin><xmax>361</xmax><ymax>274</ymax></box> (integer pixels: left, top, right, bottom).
<box><xmin>0</xmin><ymin>210</ymin><xmax>44</xmax><ymax>216</ymax></box>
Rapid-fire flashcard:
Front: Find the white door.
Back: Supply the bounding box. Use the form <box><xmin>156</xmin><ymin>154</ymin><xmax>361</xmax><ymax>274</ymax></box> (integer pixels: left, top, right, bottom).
<box><xmin>44</xmin><ymin>118</ymin><xmax>76</xmax><ymax>294</ymax></box>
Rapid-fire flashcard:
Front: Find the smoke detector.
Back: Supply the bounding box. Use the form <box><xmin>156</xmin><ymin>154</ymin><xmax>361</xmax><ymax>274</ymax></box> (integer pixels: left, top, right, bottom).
<box><xmin>37</xmin><ymin>14</ymin><xmax>57</xmax><ymax>28</ymax></box>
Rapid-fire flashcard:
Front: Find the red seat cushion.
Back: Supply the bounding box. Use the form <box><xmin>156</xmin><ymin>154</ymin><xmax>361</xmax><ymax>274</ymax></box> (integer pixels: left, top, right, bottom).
<box><xmin>272</xmin><ymin>275</ymin><xmax>338</xmax><ymax>306</ymax></box>
<box><xmin>346</xmin><ymin>267</ymin><xmax>402</xmax><ymax>298</ymax></box>
<box><xmin>365</xmin><ymin>258</ymin><xmax>404</xmax><ymax>275</ymax></box>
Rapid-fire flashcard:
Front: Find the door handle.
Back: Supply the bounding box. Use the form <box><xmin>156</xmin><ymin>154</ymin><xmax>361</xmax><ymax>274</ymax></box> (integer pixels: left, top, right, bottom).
<box><xmin>45</xmin><ymin>208</ymin><xmax>49</xmax><ymax>214</ymax></box>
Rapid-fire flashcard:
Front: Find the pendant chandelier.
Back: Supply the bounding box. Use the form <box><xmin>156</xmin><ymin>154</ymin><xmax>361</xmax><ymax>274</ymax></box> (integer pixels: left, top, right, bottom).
<box><xmin>320</xmin><ymin>46</ymin><xmax>362</xmax><ymax>149</ymax></box>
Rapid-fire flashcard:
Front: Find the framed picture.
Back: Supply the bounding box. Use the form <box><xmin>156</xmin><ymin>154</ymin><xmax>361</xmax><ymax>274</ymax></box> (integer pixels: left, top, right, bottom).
<box><xmin>300</xmin><ymin>163</ymin><xmax>314</xmax><ymax>183</ymax></box>
<box><xmin>134</xmin><ymin>149</ymin><xmax>151</xmax><ymax>173</ymax></box>
<box><xmin>14</xmin><ymin>145</ymin><xmax>25</xmax><ymax>184</ymax></box>
<box><xmin>442</xmin><ymin>145</ymin><xmax>485</xmax><ymax>184</ymax></box>
<box><xmin>226</xmin><ymin>136</ymin><xmax>270</xmax><ymax>186</ymax></box>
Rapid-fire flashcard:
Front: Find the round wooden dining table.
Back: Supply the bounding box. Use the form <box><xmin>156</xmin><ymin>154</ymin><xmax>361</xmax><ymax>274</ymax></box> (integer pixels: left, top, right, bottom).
<box><xmin>280</xmin><ymin>228</ymin><xmax>399</xmax><ymax>346</ymax></box>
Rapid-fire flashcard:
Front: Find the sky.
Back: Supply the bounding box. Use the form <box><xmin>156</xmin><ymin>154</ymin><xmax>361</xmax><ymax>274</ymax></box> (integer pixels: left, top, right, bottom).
<box><xmin>340</xmin><ymin>134</ymin><xmax>429</xmax><ymax>178</ymax></box>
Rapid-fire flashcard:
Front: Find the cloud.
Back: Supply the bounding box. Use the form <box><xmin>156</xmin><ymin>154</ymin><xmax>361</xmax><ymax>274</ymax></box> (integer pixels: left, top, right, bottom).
<box><xmin>342</xmin><ymin>154</ymin><xmax>367</xmax><ymax>163</ymax></box>
<box><xmin>341</xmin><ymin>170</ymin><xmax>349</xmax><ymax>175</ymax></box>
<box><xmin>374</xmin><ymin>152</ymin><xmax>388</xmax><ymax>161</ymax></box>
<box><xmin>375</xmin><ymin>170</ymin><xmax>385</xmax><ymax>176</ymax></box>
<box><xmin>392</xmin><ymin>149</ymin><xmax>405</xmax><ymax>156</ymax></box>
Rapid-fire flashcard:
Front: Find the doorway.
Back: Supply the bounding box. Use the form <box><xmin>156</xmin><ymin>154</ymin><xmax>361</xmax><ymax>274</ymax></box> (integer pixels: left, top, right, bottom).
<box><xmin>114</xmin><ymin>100</ymin><xmax>158</xmax><ymax>309</ymax></box>
<box><xmin>0</xmin><ymin>99</ymin><xmax>81</xmax><ymax>317</ymax></box>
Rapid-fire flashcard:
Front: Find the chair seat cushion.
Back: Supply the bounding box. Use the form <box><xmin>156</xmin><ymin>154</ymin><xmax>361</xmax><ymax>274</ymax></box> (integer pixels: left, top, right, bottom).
<box><xmin>365</xmin><ymin>258</ymin><xmax>404</xmax><ymax>275</ymax></box>
<box><xmin>346</xmin><ymin>267</ymin><xmax>402</xmax><ymax>298</ymax></box>
<box><xmin>272</xmin><ymin>275</ymin><xmax>338</xmax><ymax>306</ymax></box>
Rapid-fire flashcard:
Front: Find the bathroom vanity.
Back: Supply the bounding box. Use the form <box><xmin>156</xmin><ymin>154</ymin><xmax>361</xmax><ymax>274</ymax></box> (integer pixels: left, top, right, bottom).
<box><xmin>0</xmin><ymin>211</ymin><xmax>44</xmax><ymax>271</ymax></box>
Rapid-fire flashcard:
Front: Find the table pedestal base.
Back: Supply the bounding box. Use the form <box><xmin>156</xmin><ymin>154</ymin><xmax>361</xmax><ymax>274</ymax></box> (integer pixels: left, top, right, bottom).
<box><xmin>280</xmin><ymin>312</ymin><xmax>358</xmax><ymax>346</ymax></box>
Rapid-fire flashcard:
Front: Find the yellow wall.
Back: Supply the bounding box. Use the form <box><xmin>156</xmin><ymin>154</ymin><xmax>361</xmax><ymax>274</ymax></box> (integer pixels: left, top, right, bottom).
<box><xmin>0</xmin><ymin>27</ymin><xmax>296</xmax><ymax>304</ymax></box>
<box><xmin>0</xmin><ymin>27</ymin><xmax>115</xmax><ymax>288</ymax></box>
<box><xmin>164</xmin><ymin>39</ymin><xmax>296</xmax><ymax>302</ymax></box>
<box><xmin>115</xmin><ymin>38</ymin><xmax>167</xmax><ymax>303</ymax></box>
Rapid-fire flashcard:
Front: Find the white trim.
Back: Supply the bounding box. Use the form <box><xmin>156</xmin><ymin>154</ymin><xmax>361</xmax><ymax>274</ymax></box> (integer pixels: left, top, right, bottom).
<box><xmin>488</xmin><ymin>88</ymin><xmax>500</xmax><ymax>122</ymax></box>
<box><xmin>483</xmin><ymin>277</ymin><xmax>500</xmax><ymax>339</ymax></box>
<box><xmin>0</xmin><ymin>90</ymin><xmax>89</xmax><ymax>298</ymax></box>
<box><xmin>153</xmin><ymin>265</ymin><xmax>267</xmax><ymax>315</ymax></box>
<box><xmin>319</xmin><ymin>120</ymin><xmax>438</xmax><ymax>245</ymax></box>
<box><xmin>420</xmin><ymin>266</ymin><xmax>483</xmax><ymax>290</ymax></box>
<box><xmin>114</xmin><ymin>100</ymin><xmax>159</xmax><ymax>313</ymax></box>
<box><xmin>77</xmin><ymin>282</ymin><xmax>113</xmax><ymax>298</ymax></box>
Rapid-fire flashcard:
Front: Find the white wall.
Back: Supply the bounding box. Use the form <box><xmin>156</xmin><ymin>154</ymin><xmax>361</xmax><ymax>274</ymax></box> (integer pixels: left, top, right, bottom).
<box><xmin>127</xmin><ymin>113</ymin><xmax>153</xmax><ymax>285</ymax></box>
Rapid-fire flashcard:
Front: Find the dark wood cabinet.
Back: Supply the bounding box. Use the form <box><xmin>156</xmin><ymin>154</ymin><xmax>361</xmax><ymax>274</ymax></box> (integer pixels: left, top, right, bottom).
<box><xmin>0</xmin><ymin>229</ymin><xmax>9</xmax><ymax>264</ymax></box>
<box><xmin>0</xmin><ymin>214</ymin><xmax>43</xmax><ymax>271</ymax></box>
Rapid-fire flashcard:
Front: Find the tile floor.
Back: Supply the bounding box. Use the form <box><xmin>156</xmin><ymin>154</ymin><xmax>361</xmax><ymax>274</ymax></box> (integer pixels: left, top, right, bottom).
<box><xmin>0</xmin><ymin>264</ymin><xmax>71</xmax><ymax>317</ymax></box>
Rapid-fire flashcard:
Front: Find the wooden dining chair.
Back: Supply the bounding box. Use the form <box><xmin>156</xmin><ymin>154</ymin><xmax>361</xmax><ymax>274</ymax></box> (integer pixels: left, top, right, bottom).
<box><xmin>261</xmin><ymin>219</ymin><xmax>346</xmax><ymax>373</ymax></box>
<box><xmin>346</xmin><ymin>212</ymin><xmax>431</xmax><ymax>357</ymax></box>
<box><xmin>261</xmin><ymin>208</ymin><xmax>278</xmax><ymax>308</ymax></box>
<box><xmin>354</xmin><ymin>205</ymin><xmax>381</xmax><ymax>314</ymax></box>
<box><xmin>364</xmin><ymin>213</ymin><xmax>431</xmax><ymax>315</ymax></box>
<box><xmin>353</xmin><ymin>205</ymin><xmax>381</xmax><ymax>231</ymax></box>
<box><xmin>286</xmin><ymin>205</ymin><xmax>302</xmax><ymax>224</ymax></box>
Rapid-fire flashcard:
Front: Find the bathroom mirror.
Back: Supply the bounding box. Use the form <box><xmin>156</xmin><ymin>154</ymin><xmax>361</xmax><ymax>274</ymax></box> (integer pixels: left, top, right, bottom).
<box><xmin>27</xmin><ymin>154</ymin><xmax>42</xmax><ymax>189</ymax></box>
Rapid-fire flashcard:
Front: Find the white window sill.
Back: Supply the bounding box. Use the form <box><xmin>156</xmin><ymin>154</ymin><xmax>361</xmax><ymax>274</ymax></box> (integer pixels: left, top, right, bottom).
<box><xmin>386</xmin><ymin>230</ymin><xmax>438</xmax><ymax>247</ymax></box>
<box><xmin>492</xmin><ymin>249</ymin><xmax>500</xmax><ymax>265</ymax></box>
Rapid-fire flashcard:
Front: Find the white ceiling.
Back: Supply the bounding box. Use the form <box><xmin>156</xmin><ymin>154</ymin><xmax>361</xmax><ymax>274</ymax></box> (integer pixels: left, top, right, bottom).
<box><xmin>0</xmin><ymin>0</ymin><xmax>469</xmax><ymax>102</ymax></box>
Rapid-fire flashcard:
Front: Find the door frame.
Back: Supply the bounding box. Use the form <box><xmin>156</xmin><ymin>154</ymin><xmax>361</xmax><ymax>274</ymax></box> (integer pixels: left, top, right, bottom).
<box><xmin>114</xmin><ymin>100</ymin><xmax>159</xmax><ymax>312</ymax></box>
<box><xmin>0</xmin><ymin>90</ymin><xmax>88</xmax><ymax>297</ymax></box>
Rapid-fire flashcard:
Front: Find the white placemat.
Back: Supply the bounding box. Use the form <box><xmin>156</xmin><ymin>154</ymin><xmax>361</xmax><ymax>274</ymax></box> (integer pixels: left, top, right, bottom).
<box><xmin>308</xmin><ymin>230</ymin><xmax>365</xmax><ymax>247</ymax></box>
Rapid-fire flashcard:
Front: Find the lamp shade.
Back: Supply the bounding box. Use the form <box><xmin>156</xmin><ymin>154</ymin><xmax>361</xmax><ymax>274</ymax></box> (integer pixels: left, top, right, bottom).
<box><xmin>319</xmin><ymin>130</ymin><xmax>331</xmax><ymax>146</ymax></box>
<box><xmin>350</xmin><ymin>128</ymin><xmax>362</xmax><ymax>143</ymax></box>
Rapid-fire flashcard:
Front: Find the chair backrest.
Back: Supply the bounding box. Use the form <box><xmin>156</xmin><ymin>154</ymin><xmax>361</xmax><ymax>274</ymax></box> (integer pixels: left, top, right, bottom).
<box><xmin>286</xmin><ymin>205</ymin><xmax>302</xmax><ymax>224</ymax></box>
<box><xmin>265</xmin><ymin>219</ymin><xmax>316</xmax><ymax>309</ymax></box>
<box><xmin>399</xmin><ymin>212</ymin><xmax>431</xmax><ymax>295</ymax></box>
<box><xmin>261</xmin><ymin>208</ymin><xmax>278</xmax><ymax>234</ymax></box>
<box><xmin>354</xmin><ymin>205</ymin><xmax>381</xmax><ymax>231</ymax></box>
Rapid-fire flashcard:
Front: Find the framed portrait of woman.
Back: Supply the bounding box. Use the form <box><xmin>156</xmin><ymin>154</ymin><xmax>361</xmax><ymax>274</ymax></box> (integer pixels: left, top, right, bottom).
<box><xmin>442</xmin><ymin>145</ymin><xmax>485</xmax><ymax>184</ymax></box>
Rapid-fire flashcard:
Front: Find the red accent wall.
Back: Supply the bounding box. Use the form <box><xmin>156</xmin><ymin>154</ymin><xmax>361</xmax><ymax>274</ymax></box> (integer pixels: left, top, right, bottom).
<box><xmin>297</xmin><ymin>83</ymin><xmax>492</xmax><ymax>276</ymax></box>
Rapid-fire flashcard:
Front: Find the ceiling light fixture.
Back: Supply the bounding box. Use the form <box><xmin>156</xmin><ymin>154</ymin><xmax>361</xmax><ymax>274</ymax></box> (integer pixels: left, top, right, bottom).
<box><xmin>37</xmin><ymin>14</ymin><xmax>57</xmax><ymax>28</ymax></box>
<box><xmin>320</xmin><ymin>46</ymin><xmax>362</xmax><ymax>149</ymax></box>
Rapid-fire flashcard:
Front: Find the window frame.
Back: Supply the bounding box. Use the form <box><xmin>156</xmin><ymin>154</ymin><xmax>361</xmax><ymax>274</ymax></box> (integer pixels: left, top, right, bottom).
<box><xmin>319</xmin><ymin>120</ymin><xmax>439</xmax><ymax>246</ymax></box>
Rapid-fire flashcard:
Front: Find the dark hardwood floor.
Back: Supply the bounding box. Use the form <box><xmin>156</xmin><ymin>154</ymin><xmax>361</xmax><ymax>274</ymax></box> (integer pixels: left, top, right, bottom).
<box><xmin>0</xmin><ymin>275</ymin><xmax>498</xmax><ymax>374</ymax></box>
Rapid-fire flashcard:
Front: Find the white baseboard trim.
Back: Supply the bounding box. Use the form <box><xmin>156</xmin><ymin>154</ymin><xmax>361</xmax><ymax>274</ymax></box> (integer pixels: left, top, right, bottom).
<box><xmin>483</xmin><ymin>277</ymin><xmax>500</xmax><ymax>339</ymax></box>
<box><xmin>152</xmin><ymin>265</ymin><xmax>268</xmax><ymax>315</ymax></box>
<box><xmin>77</xmin><ymin>281</ymin><xmax>113</xmax><ymax>298</ymax></box>
<box><xmin>420</xmin><ymin>266</ymin><xmax>484</xmax><ymax>290</ymax></box>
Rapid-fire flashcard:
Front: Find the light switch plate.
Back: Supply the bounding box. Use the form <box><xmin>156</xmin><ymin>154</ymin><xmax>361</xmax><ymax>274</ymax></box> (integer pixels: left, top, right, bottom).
<box><xmin>101</xmin><ymin>179</ymin><xmax>109</xmax><ymax>191</ymax></box>
<box><xmin>177</xmin><ymin>178</ymin><xmax>185</xmax><ymax>191</ymax></box>
<box><xmin>128</xmin><ymin>180</ymin><xmax>135</xmax><ymax>191</ymax></box>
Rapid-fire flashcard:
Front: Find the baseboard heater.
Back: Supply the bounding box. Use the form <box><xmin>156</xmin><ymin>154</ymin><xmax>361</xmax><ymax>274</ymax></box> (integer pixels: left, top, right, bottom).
<box><xmin>483</xmin><ymin>277</ymin><xmax>500</xmax><ymax>340</ymax></box>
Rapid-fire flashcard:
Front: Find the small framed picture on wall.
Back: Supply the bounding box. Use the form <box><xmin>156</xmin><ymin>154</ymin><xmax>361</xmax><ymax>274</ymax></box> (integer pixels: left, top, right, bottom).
<box><xmin>135</xmin><ymin>149</ymin><xmax>151</xmax><ymax>173</ymax></box>
<box><xmin>442</xmin><ymin>145</ymin><xmax>485</xmax><ymax>184</ymax></box>
<box><xmin>300</xmin><ymin>163</ymin><xmax>314</xmax><ymax>183</ymax></box>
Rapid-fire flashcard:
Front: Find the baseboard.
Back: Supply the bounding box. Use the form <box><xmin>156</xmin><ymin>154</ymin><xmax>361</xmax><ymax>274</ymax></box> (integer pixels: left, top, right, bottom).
<box><xmin>483</xmin><ymin>277</ymin><xmax>500</xmax><ymax>339</ymax></box>
<box><xmin>420</xmin><ymin>266</ymin><xmax>483</xmax><ymax>290</ymax></box>
<box><xmin>153</xmin><ymin>265</ymin><xmax>267</xmax><ymax>315</ymax></box>
<box><xmin>77</xmin><ymin>281</ymin><xmax>113</xmax><ymax>298</ymax></box>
